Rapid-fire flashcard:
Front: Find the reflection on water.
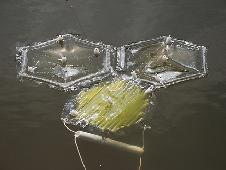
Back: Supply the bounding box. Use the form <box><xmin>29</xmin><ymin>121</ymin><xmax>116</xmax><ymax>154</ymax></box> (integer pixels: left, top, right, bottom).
<box><xmin>0</xmin><ymin>0</ymin><xmax>226</xmax><ymax>170</ymax></box>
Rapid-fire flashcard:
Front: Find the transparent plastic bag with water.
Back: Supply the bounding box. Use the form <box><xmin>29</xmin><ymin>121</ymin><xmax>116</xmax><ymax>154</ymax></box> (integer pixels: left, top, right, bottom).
<box><xmin>16</xmin><ymin>34</ymin><xmax>116</xmax><ymax>90</ymax></box>
<box><xmin>117</xmin><ymin>35</ymin><xmax>207</xmax><ymax>88</ymax></box>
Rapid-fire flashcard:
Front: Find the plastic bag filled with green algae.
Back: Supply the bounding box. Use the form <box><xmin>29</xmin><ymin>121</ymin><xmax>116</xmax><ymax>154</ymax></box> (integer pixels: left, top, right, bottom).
<box><xmin>61</xmin><ymin>79</ymin><xmax>154</xmax><ymax>134</ymax></box>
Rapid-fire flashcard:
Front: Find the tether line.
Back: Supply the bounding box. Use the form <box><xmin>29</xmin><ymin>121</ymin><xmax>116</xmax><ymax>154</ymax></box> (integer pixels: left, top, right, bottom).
<box><xmin>65</xmin><ymin>1</ymin><xmax>86</xmax><ymax>37</ymax></box>
<box><xmin>63</xmin><ymin>122</ymin><xmax>87</xmax><ymax>170</ymax></box>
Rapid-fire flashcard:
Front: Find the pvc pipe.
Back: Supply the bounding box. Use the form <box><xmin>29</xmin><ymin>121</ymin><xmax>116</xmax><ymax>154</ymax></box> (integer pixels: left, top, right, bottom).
<box><xmin>76</xmin><ymin>131</ymin><xmax>144</xmax><ymax>156</ymax></box>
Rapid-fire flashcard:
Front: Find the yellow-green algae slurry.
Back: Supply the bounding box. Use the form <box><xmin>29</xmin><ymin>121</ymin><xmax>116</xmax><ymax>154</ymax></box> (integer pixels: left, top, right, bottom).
<box><xmin>71</xmin><ymin>80</ymin><xmax>150</xmax><ymax>133</ymax></box>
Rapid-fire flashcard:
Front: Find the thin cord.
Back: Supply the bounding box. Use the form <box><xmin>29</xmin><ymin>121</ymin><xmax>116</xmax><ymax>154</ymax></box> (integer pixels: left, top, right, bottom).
<box><xmin>138</xmin><ymin>126</ymin><xmax>151</xmax><ymax>170</ymax></box>
<box><xmin>63</xmin><ymin>122</ymin><xmax>87</xmax><ymax>170</ymax></box>
<box><xmin>74</xmin><ymin>134</ymin><xmax>87</xmax><ymax>170</ymax></box>
<box><xmin>142</xmin><ymin>127</ymin><xmax>145</xmax><ymax>148</ymax></box>
<box><xmin>65</xmin><ymin>1</ymin><xmax>86</xmax><ymax>37</ymax></box>
<box><xmin>138</xmin><ymin>157</ymin><xmax>142</xmax><ymax>170</ymax></box>
<box><xmin>63</xmin><ymin>121</ymin><xmax>76</xmax><ymax>133</ymax></box>
<box><xmin>138</xmin><ymin>127</ymin><xmax>145</xmax><ymax>170</ymax></box>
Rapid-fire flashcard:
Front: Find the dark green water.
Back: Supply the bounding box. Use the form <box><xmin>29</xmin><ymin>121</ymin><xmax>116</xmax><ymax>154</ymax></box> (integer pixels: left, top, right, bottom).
<box><xmin>0</xmin><ymin>0</ymin><xmax>226</xmax><ymax>170</ymax></box>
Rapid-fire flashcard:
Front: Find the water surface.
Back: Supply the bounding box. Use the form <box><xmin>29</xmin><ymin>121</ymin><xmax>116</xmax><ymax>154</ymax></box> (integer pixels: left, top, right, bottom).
<box><xmin>0</xmin><ymin>0</ymin><xmax>226</xmax><ymax>170</ymax></box>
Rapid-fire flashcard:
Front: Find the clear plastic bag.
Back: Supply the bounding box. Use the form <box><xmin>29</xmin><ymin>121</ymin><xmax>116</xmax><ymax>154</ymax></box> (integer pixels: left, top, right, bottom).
<box><xmin>16</xmin><ymin>34</ymin><xmax>116</xmax><ymax>90</ymax></box>
<box><xmin>117</xmin><ymin>35</ymin><xmax>207</xmax><ymax>88</ymax></box>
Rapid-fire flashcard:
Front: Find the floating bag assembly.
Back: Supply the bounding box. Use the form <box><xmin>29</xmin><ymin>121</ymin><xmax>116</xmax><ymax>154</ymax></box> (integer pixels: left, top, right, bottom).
<box><xmin>16</xmin><ymin>34</ymin><xmax>208</xmax><ymax>169</ymax></box>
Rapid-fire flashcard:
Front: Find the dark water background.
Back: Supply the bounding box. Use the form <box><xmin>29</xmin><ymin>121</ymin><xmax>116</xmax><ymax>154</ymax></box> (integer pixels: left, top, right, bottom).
<box><xmin>0</xmin><ymin>0</ymin><xmax>226</xmax><ymax>170</ymax></box>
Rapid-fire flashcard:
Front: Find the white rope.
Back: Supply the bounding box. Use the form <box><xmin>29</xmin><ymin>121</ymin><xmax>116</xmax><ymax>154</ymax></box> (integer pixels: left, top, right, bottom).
<box><xmin>138</xmin><ymin>125</ymin><xmax>151</xmax><ymax>170</ymax></box>
<box><xmin>74</xmin><ymin>134</ymin><xmax>87</xmax><ymax>170</ymax></box>
<box><xmin>138</xmin><ymin>156</ymin><xmax>142</xmax><ymax>170</ymax></box>
<box><xmin>138</xmin><ymin>127</ymin><xmax>144</xmax><ymax>170</ymax></box>
<box><xmin>63</xmin><ymin>121</ymin><xmax>76</xmax><ymax>133</ymax></box>
<box><xmin>63</xmin><ymin>122</ymin><xmax>87</xmax><ymax>170</ymax></box>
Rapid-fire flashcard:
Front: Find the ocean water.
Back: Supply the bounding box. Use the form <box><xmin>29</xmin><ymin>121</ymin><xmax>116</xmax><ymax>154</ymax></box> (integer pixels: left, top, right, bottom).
<box><xmin>0</xmin><ymin>0</ymin><xmax>226</xmax><ymax>170</ymax></box>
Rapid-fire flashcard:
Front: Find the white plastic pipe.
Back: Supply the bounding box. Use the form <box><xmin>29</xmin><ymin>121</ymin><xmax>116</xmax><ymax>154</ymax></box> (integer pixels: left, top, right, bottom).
<box><xmin>75</xmin><ymin>131</ymin><xmax>144</xmax><ymax>156</ymax></box>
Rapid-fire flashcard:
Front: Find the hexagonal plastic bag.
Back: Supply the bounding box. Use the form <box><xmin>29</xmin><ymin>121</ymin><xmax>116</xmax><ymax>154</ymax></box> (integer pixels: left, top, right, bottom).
<box><xmin>118</xmin><ymin>36</ymin><xmax>208</xmax><ymax>88</ymax></box>
<box><xmin>16</xmin><ymin>34</ymin><xmax>115</xmax><ymax>90</ymax></box>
